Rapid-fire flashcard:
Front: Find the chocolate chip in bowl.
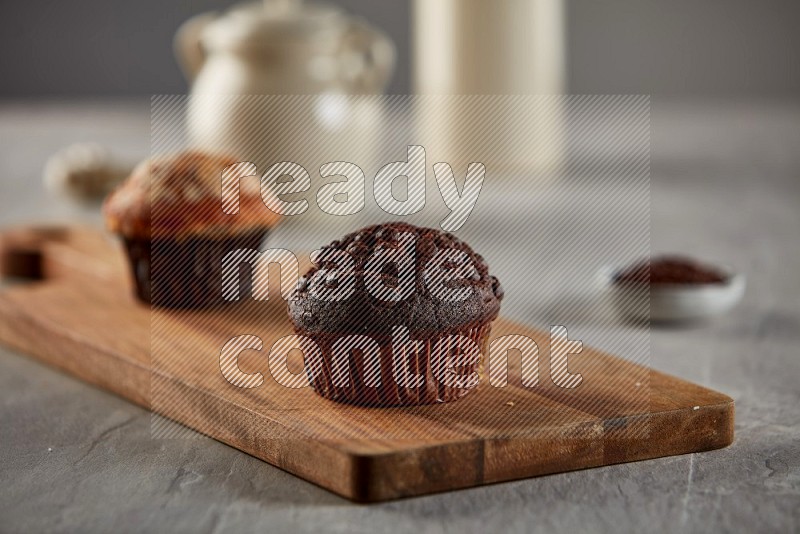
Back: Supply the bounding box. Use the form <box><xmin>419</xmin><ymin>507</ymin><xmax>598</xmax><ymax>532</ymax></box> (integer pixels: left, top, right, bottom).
<box><xmin>606</xmin><ymin>255</ymin><xmax>745</xmax><ymax>322</ymax></box>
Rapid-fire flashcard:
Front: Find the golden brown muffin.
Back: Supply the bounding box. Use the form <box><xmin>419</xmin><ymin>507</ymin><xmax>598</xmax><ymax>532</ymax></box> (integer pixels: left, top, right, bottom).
<box><xmin>103</xmin><ymin>150</ymin><xmax>280</xmax><ymax>308</ymax></box>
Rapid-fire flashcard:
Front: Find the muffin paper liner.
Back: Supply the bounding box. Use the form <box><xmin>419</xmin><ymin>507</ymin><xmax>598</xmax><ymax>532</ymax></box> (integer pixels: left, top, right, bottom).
<box><xmin>302</xmin><ymin>322</ymin><xmax>492</xmax><ymax>407</ymax></box>
<box><xmin>124</xmin><ymin>229</ymin><xmax>266</xmax><ymax>309</ymax></box>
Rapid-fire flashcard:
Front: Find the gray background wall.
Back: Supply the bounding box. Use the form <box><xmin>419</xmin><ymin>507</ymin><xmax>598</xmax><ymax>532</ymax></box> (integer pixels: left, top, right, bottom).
<box><xmin>0</xmin><ymin>0</ymin><xmax>798</xmax><ymax>98</ymax></box>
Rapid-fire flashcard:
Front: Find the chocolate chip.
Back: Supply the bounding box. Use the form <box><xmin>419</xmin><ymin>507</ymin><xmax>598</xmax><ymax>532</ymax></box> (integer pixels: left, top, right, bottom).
<box><xmin>375</xmin><ymin>228</ymin><xmax>395</xmax><ymax>243</ymax></box>
<box><xmin>491</xmin><ymin>275</ymin><xmax>504</xmax><ymax>300</ymax></box>
<box><xmin>297</xmin><ymin>277</ymin><xmax>309</xmax><ymax>292</ymax></box>
<box><xmin>417</xmin><ymin>236</ymin><xmax>437</xmax><ymax>258</ymax></box>
<box><xmin>346</xmin><ymin>241</ymin><xmax>369</xmax><ymax>260</ymax></box>
<box><xmin>324</xmin><ymin>271</ymin><xmax>339</xmax><ymax>288</ymax></box>
<box><xmin>380</xmin><ymin>273</ymin><xmax>399</xmax><ymax>289</ymax></box>
<box><xmin>381</xmin><ymin>263</ymin><xmax>399</xmax><ymax>278</ymax></box>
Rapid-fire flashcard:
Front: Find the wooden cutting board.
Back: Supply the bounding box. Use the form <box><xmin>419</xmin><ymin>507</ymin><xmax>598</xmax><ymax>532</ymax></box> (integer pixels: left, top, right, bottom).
<box><xmin>0</xmin><ymin>226</ymin><xmax>733</xmax><ymax>502</ymax></box>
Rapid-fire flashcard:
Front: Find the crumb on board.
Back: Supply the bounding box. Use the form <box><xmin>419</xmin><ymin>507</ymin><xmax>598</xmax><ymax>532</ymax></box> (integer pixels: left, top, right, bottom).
<box><xmin>693</xmin><ymin>406</ymin><xmax>700</xmax><ymax>410</ymax></box>
<box><xmin>505</xmin><ymin>401</ymin><xmax>515</xmax><ymax>407</ymax></box>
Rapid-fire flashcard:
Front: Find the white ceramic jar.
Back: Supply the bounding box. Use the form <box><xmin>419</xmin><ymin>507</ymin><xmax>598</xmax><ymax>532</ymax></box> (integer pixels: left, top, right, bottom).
<box><xmin>174</xmin><ymin>1</ymin><xmax>394</xmax><ymax>166</ymax></box>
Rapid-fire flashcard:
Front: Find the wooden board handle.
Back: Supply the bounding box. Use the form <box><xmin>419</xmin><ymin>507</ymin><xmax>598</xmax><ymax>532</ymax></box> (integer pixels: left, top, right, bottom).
<box><xmin>0</xmin><ymin>226</ymin><xmax>71</xmax><ymax>279</ymax></box>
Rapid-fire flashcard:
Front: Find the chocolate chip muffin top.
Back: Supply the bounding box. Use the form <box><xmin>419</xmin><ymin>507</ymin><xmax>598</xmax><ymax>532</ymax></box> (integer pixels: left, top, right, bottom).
<box><xmin>288</xmin><ymin>223</ymin><xmax>503</xmax><ymax>337</ymax></box>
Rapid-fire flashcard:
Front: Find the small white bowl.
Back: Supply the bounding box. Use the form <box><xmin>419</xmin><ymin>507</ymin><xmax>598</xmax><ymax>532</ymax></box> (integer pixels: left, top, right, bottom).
<box><xmin>600</xmin><ymin>265</ymin><xmax>746</xmax><ymax>322</ymax></box>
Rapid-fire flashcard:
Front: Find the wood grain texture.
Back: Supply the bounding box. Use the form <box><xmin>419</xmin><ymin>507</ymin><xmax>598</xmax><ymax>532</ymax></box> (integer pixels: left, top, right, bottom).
<box><xmin>0</xmin><ymin>226</ymin><xmax>734</xmax><ymax>502</ymax></box>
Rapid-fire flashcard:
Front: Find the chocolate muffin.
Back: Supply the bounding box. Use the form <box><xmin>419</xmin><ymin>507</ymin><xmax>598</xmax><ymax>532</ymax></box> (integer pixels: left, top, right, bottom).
<box><xmin>288</xmin><ymin>222</ymin><xmax>503</xmax><ymax>406</ymax></box>
<box><xmin>103</xmin><ymin>150</ymin><xmax>280</xmax><ymax>308</ymax></box>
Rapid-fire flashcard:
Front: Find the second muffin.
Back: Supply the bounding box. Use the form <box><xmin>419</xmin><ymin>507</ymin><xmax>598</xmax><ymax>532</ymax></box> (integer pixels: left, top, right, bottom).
<box><xmin>103</xmin><ymin>151</ymin><xmax>280</xmax><ymax>308</ymax></box>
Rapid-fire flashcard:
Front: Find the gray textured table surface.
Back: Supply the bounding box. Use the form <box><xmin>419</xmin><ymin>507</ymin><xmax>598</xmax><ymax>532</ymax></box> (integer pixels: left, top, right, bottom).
<box><xmin>0</xmin><ymin>99</ymin><xmax>798</xmax><ymax>533</ymax></box>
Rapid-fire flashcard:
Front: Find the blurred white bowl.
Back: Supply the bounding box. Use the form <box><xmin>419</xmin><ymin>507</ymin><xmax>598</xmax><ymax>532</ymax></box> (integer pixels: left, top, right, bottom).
<box><xmin>600</xmin><ymin>265</ymin><xmax>746</xmax><ymax>322</ymax></box>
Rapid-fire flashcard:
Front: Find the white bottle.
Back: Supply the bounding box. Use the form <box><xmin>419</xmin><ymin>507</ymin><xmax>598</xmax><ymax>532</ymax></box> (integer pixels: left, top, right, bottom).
<box><xmin>412</xmin><ymin>0</ymin><xmax>566</xmax><ymax>178</ymax></box>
